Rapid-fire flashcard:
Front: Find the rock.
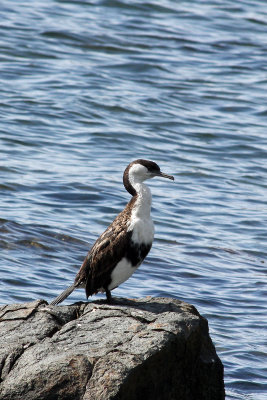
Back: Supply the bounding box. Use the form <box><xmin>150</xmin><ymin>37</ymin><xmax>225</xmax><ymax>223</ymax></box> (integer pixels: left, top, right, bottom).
<box><xmin>0</xmin><ymin>297</ymin><xmax>224</xmax><ymax>400</ymax></box>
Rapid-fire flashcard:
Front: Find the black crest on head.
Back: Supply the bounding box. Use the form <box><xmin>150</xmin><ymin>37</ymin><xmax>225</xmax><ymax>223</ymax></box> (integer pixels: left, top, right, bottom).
<box><xmin>136</xmin><ymin>159</ymin><xmax>160</xmax><ymax>173</ymax></box>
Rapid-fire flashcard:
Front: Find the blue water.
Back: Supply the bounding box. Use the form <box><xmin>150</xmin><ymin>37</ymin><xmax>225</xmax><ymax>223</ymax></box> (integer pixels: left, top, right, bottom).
<box><xmin>1</xmin><ymin>1</ymin><xmax>267</xmax><ymax>398</ymax></box>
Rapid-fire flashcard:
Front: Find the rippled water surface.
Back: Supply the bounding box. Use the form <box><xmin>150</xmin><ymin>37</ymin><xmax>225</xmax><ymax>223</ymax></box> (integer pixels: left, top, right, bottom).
<box><xmin>1</xmin><ymin>1</ymin><xmax>267</xmax><ymax>398</ymax></box>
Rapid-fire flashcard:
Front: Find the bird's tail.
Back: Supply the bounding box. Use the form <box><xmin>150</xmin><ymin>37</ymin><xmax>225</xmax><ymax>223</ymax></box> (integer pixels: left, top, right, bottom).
<box><xmin>50</xmin><ymin>284</ymin><xmax>76</xmax><ymax>306</ymax></box>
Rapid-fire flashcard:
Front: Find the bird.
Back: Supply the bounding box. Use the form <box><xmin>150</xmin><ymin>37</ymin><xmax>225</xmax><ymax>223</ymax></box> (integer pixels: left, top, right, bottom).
<box><xmin>50</xmin><ymin>159</ymin><xmax>174</xmax><ymax>305</ymax></box>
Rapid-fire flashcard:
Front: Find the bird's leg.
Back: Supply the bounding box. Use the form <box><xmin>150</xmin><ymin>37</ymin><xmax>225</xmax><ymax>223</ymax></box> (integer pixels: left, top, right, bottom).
<box><xmin>105</xmin><ymin>288</ymin><xmax>113</xmax><ymax>304</ymax></box>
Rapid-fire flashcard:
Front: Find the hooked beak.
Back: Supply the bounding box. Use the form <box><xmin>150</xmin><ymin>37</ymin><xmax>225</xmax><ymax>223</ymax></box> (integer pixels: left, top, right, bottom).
<box><xmin>158</xmin><ymin>171</ymin><xmax>175</xmax><ymax>181</ymax></box>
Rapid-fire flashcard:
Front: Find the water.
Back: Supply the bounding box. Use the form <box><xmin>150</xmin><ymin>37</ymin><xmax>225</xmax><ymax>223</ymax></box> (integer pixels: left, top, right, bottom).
<box><xmin>0</xmin><ymin>0</ymin><xmax>267</xmax><ymax>398</ymax></box>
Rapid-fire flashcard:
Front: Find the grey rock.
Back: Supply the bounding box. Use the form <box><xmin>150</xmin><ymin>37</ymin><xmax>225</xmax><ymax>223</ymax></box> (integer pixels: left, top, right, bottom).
<box><xmin>0</xmin><ymin>297</ymin><xmax>224</xmax><ymax>400</ymax></box>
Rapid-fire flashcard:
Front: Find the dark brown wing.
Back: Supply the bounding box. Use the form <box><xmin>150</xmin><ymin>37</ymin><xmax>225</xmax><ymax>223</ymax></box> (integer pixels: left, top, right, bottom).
<box><xmin>74</xmin><ymin>203</ymin><xmax>134</xmax><ymax>297</ymax></box>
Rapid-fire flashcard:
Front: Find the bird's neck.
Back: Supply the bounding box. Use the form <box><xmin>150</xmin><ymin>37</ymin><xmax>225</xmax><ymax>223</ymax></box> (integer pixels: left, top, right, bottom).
<box><xmin>131</xmin><ymin>182</ymin><xmax>152</xmax><ymax>220</ymax></box>
<box><xmin>126</xmin><ymin>182</ymin><xmax>154</xmax><ymax>245</ymax></box>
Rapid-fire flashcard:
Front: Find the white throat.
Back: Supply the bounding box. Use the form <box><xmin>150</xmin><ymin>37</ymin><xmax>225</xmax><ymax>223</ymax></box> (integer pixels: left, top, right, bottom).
<box><xmin>128</xmin><ymin>163</ymin><xmax>152</xmax><ymax>211</ymax></box>
<box><xmin>131</xmin><ymin>182</ymin><xmax>152</xmax><ymax>218</ymax></box>
<box><xmin>127</xmin><ymin>178</ymin><xmax>154</xmax><ymax>245</ymax></box>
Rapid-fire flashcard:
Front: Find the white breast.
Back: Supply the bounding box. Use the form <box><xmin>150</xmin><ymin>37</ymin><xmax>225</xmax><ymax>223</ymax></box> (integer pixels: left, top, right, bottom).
<box><xmin>108</xmin><ymin>257</ymin><xmax>138</xmax><ymax>291</ymax></box>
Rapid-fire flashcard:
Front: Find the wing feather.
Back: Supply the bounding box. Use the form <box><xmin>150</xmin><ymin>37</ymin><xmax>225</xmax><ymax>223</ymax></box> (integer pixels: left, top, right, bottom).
<box><xmin>74</xmin><ymin>205</ymin><xmax>133</xmax><ymax>297</ymax></box>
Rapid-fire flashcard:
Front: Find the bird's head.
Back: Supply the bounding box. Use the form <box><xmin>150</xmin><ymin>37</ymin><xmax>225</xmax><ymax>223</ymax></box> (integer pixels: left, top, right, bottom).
<box><xmin>123</xmin><ymin>159</ymin><xmax>174</xmax><ymax>195</ymax></box>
